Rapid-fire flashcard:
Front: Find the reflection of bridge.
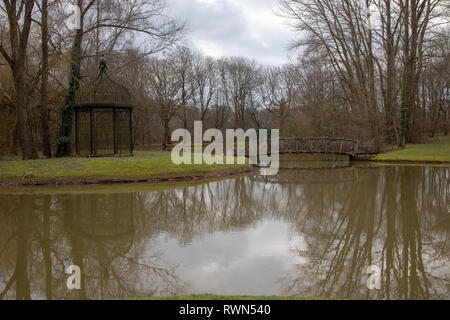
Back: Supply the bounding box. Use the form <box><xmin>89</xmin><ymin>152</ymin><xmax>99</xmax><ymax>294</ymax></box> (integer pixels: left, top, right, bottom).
<box><xmin>279</xmin><ymin>137</ymin><xmax>359</xmax><ymax>157</ymax></box>
<box><xmin>255</xmin><ymin>166</ymin><xmax>358</xmax><ymax>184</ymax></box>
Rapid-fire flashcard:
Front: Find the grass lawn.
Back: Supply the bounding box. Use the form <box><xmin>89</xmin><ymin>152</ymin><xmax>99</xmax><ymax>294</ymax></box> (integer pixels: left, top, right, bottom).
<box><xmin>0</xmin><ymin>151</ymin><xmax>251</xmax><ymax>186</ymax></box>
<box><xmin>138</xmin><ymin>294</ymin><xmax>324</xmax><ymax>300</ymax></box>
<box><xmin>372</xmin><ymin>137</ymin><xmax>450</xmax><ymax>162</ymax></box>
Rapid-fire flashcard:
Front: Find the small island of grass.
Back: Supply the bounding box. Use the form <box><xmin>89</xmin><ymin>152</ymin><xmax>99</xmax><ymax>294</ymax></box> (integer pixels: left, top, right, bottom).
<box><xmin>0</xmin><ymin>151</ymin><xmax>252</xmax><ymax>187</ymax></box>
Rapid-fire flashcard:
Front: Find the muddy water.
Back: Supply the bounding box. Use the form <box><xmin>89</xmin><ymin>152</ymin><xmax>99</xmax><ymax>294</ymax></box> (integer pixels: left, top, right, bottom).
<box><xmin>0</xmin><ymin>164</ymin><xmax>448</xmax><ymax>300</ymax></box>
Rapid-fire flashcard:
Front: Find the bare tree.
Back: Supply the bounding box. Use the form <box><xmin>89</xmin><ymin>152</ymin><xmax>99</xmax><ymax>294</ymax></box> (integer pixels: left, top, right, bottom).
<box><xmin>398</xmin><ymin>0</ymin><xmax>444</xmax><ymax>145</ymax></box>
<box><xmin>0</xmin><ymin>0</ymin><xmax>37</xmax><ymax>159</ymax></box>
<box><xmin>376</xmin><ymin>0</ymin><xmax>403</xmax><ymax>145</ymax></box>
<box><xmin>419</xmin><ymin>28</ymin><xmax>450</xmax><ymax>137</ymax></box>
<box><xmin>172</xmin><ymin>46</ymin><xmax>193</xmax><ymax>129</ymax></box>
<box><xmin>259</xmin><ymin>64</ymin><xmax>299</xmax><ymax>134</ymax></box>
<box><xmin>191</xmin><ymin>54</ymin><xmax>217</xmax><ymax>125</ymax></box>
<box><xmin>40</xmin><ymin>0</ymin><xmax>52</xmax><ymax>158</ymax></box>
<box><xmin>219</xmin><ymin>57</ymin><xmax>259</xmax><ymax>129</ymax></box>
<box><xmin>146</xmin><ymin>57</ymin><xmax>181</xmax><ymax>150</ymax></box>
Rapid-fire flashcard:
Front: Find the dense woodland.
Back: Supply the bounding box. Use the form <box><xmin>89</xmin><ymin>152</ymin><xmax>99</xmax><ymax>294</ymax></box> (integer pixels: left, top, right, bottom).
<box><xmin>0</xmin><ymin>0</ymin><xmax>449</xmax><ymax>159</ymax></box>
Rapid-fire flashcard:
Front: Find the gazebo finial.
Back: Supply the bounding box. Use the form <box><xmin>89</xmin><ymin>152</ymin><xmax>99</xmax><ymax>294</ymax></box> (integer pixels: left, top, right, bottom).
<box><xmin>99</xmin><ymin>54</ymin><xmax>107</xmax><ymax>71</ymax></box>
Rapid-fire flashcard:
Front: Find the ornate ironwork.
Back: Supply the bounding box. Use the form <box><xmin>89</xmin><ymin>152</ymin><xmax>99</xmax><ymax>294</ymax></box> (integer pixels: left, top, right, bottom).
<box><xmin>74</xmin><ymin>57</ymin><xmax>133</xmax><ymax>156</ymax></box>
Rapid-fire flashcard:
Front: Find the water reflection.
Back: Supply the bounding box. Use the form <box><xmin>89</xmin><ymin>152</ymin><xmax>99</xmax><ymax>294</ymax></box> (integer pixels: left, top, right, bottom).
<box><xmin>280</xmin><ymin>166</ymin><xmax>449</xmax><ymax>299</ymax></box>
<box><xmin>0</xmin><ymin>166</ymin><xmax>448</xmax><ymax>300</ymax></box>
<box><xmin>0</xmin><ymin>194</ymin><xmax>182</xmax><ymax>300</ymax></box>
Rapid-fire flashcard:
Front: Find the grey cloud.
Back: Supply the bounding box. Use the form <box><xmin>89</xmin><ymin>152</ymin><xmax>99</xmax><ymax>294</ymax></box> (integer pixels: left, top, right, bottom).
<box><xmin>169</xmin><ymin>0</ymin><xmax>294</xmax><ymax>65</ymax></box>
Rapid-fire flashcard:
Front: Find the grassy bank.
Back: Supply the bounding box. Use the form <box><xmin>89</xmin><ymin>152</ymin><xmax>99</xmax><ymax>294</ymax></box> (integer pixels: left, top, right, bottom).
<box><xmin>372</xmin><ymin>137</ymin><xmax>450</xmax><ymax>163</ymax></box>
<box><xmin>139</xmin><ymin>294</ymin><xmax>323</xmax><ymax>300</ymax></box>
<box><xmin>0</xmin><ymin>151</ymin><xmax>252</xmax><ymax>186</ymax></box>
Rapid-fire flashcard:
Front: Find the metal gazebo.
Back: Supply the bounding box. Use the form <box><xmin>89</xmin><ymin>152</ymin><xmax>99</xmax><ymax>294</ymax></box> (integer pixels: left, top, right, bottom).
<box><xmin>74</xmin><ymin>58</ymin><xmax>133</xmax><ymax>156</ymax></box>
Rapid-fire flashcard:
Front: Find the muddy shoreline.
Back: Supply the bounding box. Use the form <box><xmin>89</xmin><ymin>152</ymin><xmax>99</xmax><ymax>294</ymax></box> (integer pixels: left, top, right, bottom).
<box><xmin>0</xmin><ymin>167</ymin><xmax>255</xmax><ymax>187</ymax></box>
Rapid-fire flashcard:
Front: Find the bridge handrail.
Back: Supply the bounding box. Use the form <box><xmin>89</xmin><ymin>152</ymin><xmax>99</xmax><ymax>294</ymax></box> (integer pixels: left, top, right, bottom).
<box><xmin>276</xmin><ymin>136</ymin><xmax>359</xmax><ymax>156</ymax></box>
<box><xmin>279</xmin><ymin>137</ymin><xmax>358</xmax><ymax>143</ymax></box>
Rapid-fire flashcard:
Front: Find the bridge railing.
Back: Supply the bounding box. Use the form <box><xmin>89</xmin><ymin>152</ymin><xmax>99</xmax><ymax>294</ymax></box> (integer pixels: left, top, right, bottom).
<box><xmin>278</xmin><ymin>137</ymin><xmax>359</xmax><ymax>156</ymax></box>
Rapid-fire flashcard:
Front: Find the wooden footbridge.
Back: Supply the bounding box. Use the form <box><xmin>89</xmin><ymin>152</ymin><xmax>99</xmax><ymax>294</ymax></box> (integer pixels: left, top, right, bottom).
<box><xmin>278</xmin><ymin>137</ymin><xmax>359</xmax><ymax>157</ymax></box>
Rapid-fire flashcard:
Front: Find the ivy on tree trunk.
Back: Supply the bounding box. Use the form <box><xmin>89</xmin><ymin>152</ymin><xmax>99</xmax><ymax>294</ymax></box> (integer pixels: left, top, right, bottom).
<box><xmin>56</xmin><ymin>25</ymin><xmax>83</xmax><ymax>157</ymax></box>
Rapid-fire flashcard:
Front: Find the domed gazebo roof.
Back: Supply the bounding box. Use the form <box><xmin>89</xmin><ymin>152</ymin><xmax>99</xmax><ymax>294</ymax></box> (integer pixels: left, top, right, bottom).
<box><xmin>76</xmin><ymin>56</ymin><xmax>132</xmax><ymax>107</ymax></box>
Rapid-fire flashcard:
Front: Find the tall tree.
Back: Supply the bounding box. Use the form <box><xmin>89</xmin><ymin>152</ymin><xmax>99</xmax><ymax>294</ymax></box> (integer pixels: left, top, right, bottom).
<box><xmin>55</xmin><ymin>0</ymin><xmax>86</xmax><ymax>157</ymax></box>
<box><xmin>146</xmin><ymin>57</ymin><xmax>181</xmax><ymax>150</ymax></box>
<box><xmin>259</xmin><ymin>65</ymin><xmax>298</xmax><ymax>135</ymax></box>
<box><xmin>377</xmin><ymin>0</ymin><xmax>402</xmax><ymax>145</ymax></box>
<box><xmin>219</xmin><ymin>58</ymin><xmax>258</xmax><ymax>129</ymax></box>
<box><xmin>173</xmin><ymin>46</ymin><xmax>193</xmax><ymax>129</ymax></box>
<box><xmin>398</xmin><ymin>0</ymin><xmax>442</xmax><ymax>145</ymax></box>
<box><xmin>40</xmin><ymin>0</ymin><xmax>52</xmax><ymax>158</ymax></box>
<box><xmin>191</xmin><ymin>54</ymin><xmax>217</xmax><ymax>124</ymax></box>
<box><xmin>0</xmin><ymin>0</ymin><xmax>37</xmax><ymax>159</ymax></box>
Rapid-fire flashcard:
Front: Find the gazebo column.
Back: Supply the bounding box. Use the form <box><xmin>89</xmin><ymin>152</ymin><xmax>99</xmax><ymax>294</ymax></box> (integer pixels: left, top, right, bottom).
<box><xmin>90</xmin><ymin>108</ymin><xmax>94</xmax><ymax>156</ymax></box>
<box><xmin>129</xmin><ymin>108</ymin><xmax>133</xmax><ymax>154</ymax></box>
<box><xmin>75</xmin><ymin>109</ymin><xmax>78</xmax><ymax>155</ymax></box>
<box><xmin>113</xmin><ymin>107</ymin><xmax>117</xmax><ymax>155</ymax></box>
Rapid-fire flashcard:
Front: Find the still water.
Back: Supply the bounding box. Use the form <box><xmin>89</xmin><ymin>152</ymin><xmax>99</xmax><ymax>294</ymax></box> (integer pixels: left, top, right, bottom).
<box><xmin>0</xmin><ymin>164</ymin><xmax>448</xmax><ymax>300</ymax></box>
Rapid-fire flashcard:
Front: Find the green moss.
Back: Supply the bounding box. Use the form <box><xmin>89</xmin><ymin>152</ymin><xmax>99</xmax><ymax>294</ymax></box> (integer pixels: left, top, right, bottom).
<box><xmin>372</xmin><ymin>138</ymin><xmax>450</xmax><ymax>162</ymax></box>
<box><xmin>138</xmin><ymin>294</ymin><xmax>325</xmax><ymax>300</ymax></box>
<box><xmin>0</xmin><ymin>151</ymin><xmax>251</xmax><ymax>185</ymax></box>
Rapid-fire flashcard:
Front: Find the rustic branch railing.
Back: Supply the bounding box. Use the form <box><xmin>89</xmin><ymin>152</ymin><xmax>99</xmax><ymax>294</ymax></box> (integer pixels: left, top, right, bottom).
<box><xmin>279</xmin><ymin>137</ymin><xmax>359</xmax><ymax>157</ymax></box>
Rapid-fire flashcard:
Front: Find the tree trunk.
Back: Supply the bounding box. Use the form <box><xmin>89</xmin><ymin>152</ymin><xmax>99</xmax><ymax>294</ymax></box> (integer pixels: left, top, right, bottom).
<box><xmin>1</xmin><ymin>0</ymin><xmax>37</xmax><ymax>159</ymax></box>
<box><xmin>14</xmin><ymin>64</ymin><xmax>35</xmax><ymax>160</ymax></box>
<box><xmin>384</xmin><ymin>0</ymin><xmax>399</xmax><ymax>146</ymax></box>
<box><xmin>41</xmin><ymin>0</ymin><xmax>52</xmax><ymax>158</ymax></box>
<box><xmin>162</xmin><ymin>122</ymin><xmax>169</xmax><ymax>150</ymax></box>
<box><xmin>399</xmin><ymin>0</ymin><xmax>411</xmax><ymax>148</ymax></box>
<box><xmin>400</xmin><ymin>72</ymin><xmax>408</xmax><ymax>148</ymax></box>
<box><xmin>366</xmin><ymin>0</ymin><xmax>381</xmax><ymax>153</ymax></box>
<box><xmin>10</xmin><ymin>123</ymin><xmax>18</xmax><ymax>155</ymax></box>
<box><xmin>56</xmin><ymin>0</ymin><xmax>84</xmax><ymax>157</ymax></box>
<box><xmin>182</xmin><ymin>85</ymin><xmax>187</xmax><ymax>129</ymax></box>
<box><xmin>406</xmin><ymin>0</ymin><xmax>420</xmax><ymax>142</ymax></box>
<box><xmin>444</xmin><ymin>108</ymin><xmax>449</xmax><ymax>136</ymax></box>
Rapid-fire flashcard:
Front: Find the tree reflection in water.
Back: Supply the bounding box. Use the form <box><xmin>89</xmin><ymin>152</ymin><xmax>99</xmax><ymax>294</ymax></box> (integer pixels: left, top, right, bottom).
<box><xmin>0</xmin><ymin>165</ymin><xmax>448</xmax><ymax>300</ymax></box>
<box><xmin>277</xmin><ymin>166</ymin><xmax>449</xmax><ymax>300</ymax></box>
<box><xmin>0</xmin><ymin>193</ymin><xmax>183</xmax><ymax>300</ymax></box>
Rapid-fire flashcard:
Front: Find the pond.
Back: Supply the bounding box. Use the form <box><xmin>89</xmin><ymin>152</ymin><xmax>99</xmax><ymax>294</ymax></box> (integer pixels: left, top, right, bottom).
<box><xmin>0</xmin><ymin>163</ymin><xmax>448</xmax><ymax>300</ymax></box>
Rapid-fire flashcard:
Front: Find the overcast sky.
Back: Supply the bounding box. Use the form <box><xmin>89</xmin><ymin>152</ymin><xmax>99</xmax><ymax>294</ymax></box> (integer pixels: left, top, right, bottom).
<box><xmin>169</xmin><ymin>0</ymin><xmax>296</xmax><ymax>65</ymax></box>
